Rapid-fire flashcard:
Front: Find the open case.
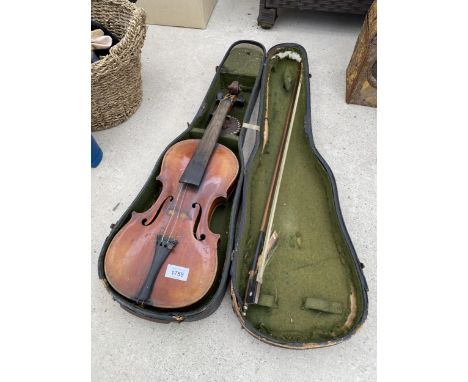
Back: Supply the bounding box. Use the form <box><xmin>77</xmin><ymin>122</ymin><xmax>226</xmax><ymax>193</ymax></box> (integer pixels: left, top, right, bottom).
<box><xmin>98</xmin><ymin>40</ymin><xmax>368</xmax><ymax>349</ymax></box>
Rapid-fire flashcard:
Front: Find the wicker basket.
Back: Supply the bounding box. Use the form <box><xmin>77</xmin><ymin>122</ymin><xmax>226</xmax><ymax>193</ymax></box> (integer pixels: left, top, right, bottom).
<box><xmin>91</xmin><ymin>0</ymin><xmax>146</xmax><ymax>131</ymax></box>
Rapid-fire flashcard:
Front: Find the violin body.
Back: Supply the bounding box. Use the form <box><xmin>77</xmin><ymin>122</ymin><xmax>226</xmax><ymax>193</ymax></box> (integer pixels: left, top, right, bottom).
<box><xmin>104</xmin><ymin>139</ymin><xmax>239</xmax><ymax>309</ymax></box>
<box><xmin>105</xmin><ymin>81</ymin><xmax>242</xmax><ymax>309</ymax></box>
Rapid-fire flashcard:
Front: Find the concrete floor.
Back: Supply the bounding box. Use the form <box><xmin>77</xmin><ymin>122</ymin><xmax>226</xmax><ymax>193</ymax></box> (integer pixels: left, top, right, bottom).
<box><xmin>91</xmin><ymin>1</ymin><xmax>376</xmax><ymax>381</ymax></box>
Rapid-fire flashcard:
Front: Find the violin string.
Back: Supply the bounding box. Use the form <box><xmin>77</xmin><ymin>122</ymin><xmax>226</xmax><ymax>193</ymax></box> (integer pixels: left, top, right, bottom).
<box><xmin>159</xmin><ymin>184</ymin><xmax>180</xmax><ymax>243</ymax></box>
<box><xmin>165</xmin><ymin>184</ymin><xmax>189</xmax><ymax>245</ymax></box>
<box><xmin>161</xmin><ymin>183</ymin><xmax>184</xmax><ymax>240</ymax></box>
<box><xmin>166</xmin><ymin>184</ymin><xmax>189</xmax><ymax>245</ymax></box>
<box><xmin>160</xmin><ymin>183</ymin><xmax>184</xmax><ymax>243</ymax></box>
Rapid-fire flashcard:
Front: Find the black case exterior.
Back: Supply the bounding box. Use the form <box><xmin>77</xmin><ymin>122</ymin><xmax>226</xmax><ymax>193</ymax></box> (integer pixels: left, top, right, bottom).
<box><xmin>229</xmin><ymin>43</ymin><xmax>368</xmax><ymax>349</ymax></box>
<box><xmin>97</xmin><ymin>41</ymin><xmax>368</xmax><ymax>348</ymax></box>
<box><xmin>97</xmin><ymin>41</ymin><xmax>266</xmax><ymax>323</ymax></box>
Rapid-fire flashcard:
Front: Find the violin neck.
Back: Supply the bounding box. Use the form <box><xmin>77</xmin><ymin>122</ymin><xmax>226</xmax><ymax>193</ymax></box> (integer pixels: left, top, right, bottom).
<box><xmin>179</xmin><ymin>97</ymin><xmax>235</xmax><ymax>187</ymax></box>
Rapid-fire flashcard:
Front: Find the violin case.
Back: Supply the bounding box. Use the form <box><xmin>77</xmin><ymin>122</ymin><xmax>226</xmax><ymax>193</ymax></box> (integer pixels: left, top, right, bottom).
<box><xmin>98</xmin><ymin>40</ymin><xmax>368</xmax><ymax>349</ymax></box>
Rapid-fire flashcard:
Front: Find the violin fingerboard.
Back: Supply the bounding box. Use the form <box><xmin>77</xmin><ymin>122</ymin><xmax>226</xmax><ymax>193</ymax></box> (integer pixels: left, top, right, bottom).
<box><xmin>179</xmin><ymin>99</ymin><xmax>233</xmax><ymax>187</ymax></box>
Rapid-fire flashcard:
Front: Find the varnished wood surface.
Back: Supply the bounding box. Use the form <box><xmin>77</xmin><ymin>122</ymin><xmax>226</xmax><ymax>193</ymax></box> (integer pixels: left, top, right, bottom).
<box><xmin>104</xmin><ymin>139</ymin><xmax>239</xmax><ymax>308</ymax></box>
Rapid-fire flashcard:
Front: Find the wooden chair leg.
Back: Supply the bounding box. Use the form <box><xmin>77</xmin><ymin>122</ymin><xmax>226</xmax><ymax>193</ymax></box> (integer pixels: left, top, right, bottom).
<box><xmin>257</xmin><ymin>0</ymin><xmax>277</xmax><ymax>29</ymax></box>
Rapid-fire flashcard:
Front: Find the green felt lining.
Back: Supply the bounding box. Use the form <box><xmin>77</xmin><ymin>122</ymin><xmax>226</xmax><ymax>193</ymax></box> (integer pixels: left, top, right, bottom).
<box><xmin>233</xmin><ymin>48</ymin><xmax>365</xmax><ymax>343</ymax></box>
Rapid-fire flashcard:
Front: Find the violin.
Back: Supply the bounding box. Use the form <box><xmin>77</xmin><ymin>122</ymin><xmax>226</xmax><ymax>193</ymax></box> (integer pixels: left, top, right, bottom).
<box><xmin>104</xmin><ymin>82</ymin><xmax>242</xmax><ymax>309</ymax></box>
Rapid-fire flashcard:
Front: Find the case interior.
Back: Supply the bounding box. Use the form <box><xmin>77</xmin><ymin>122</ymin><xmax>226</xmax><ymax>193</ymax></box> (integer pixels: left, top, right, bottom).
<box><xmin>98</xmin><ymin>41</ymin><xmax>265</xmax><ymax>320</ymax></box>
<box><xmin>231</xmin><ymin>45</ymin><xmax>367</xmax><ymax>347</ymax></box>
<box><xmin>97</xmin><ymin>42</ymin><xmax>368</xmax><ymax>347</ymax></box>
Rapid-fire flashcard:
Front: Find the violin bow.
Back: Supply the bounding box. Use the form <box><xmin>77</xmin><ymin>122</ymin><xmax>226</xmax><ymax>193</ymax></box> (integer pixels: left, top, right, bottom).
<box><xmin>243</xmin><ymin>53</ymin><xmax>303</xmax><ymax>312</ymax></box>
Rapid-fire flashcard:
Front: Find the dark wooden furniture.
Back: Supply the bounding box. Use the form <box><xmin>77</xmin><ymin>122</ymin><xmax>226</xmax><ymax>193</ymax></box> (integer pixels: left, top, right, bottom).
<box><xmin>346</xmin><ymin>0</ymin><xmax>377</xmax><ymax>107</ymax></box>
<box><xmin>258</xmin><ymin>0</ymin><xmax>373</xmax><ymax>28</ymax></box>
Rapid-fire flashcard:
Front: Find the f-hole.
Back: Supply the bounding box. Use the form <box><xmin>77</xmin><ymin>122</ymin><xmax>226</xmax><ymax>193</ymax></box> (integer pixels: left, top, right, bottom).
<box><xmin>142</xmin><ymin>195</ymin><xmax>173</xmax><ymax>226</ymax></box>
<box><xmin>192</xmin><ymin>203</ymin><xmax>206</xmax><ymax>241</ymax></box>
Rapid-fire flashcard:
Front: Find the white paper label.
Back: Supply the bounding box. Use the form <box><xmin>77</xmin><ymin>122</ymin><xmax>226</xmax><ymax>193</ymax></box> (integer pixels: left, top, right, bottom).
<box><xmin>165</xmin><ymin>264</ymin><xmax>189</xmax><ymax>281</ymax></box>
